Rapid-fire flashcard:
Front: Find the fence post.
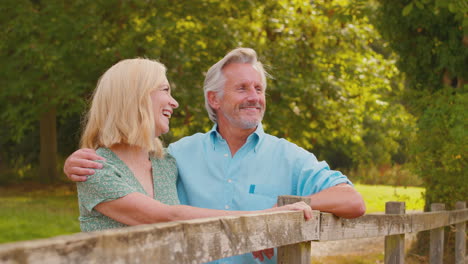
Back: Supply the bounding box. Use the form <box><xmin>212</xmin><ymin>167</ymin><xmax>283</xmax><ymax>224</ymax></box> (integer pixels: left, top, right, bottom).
<box><xmin>455</xmin><ymin>201</ymin><xmax>466</xmax><ymax>264</ymax></box>
<box><xmin>430</xmin><ymin>203</ymin><xmax>445</xmax><ymax>264</ymax></box>
<box><xmin>277</xmin><ymin>195</ymin><xmax>312</xmax><ymax>264</ymax></box>
<box><xmin>384</xmin><ymin>201</ymin><xmax>406</xmax><ymax>264</ymax></box>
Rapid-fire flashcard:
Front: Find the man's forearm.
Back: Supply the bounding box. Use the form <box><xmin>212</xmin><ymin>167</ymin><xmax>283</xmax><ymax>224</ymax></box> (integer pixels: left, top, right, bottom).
<box><xmin>306</xmin><ymin>183</ymin><xmax>366</xmax><ymax>218</ymax></box>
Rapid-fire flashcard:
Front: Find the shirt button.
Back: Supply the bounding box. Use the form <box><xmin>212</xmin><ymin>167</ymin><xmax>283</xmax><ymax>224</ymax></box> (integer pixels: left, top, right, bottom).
<box><xmin>227</xmin><ymin>179</ymin><xmax>232</xmax><ymax>183</ymax></box>
<box><xmin>224</xmin><ymin>154</ymin><xmax>228</xmax><ymax>157</ymax></box>
<box><xmin>225</xmin><ymin>205</ymin><xmax>230</xmax><ymax>209</ymax></box>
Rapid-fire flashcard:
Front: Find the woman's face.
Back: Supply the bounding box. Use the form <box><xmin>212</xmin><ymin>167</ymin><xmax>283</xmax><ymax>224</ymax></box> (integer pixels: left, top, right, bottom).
<box><xmin>150</xmin><ymin>77</ymin><xmax>179</xmax><ymax>136</ymax></box>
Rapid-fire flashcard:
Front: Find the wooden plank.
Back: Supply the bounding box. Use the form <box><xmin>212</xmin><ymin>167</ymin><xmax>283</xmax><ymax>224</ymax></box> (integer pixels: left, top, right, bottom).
<box><xmin>319</xmin><ymin>213</ymin><xmax>412</xmax><ymax>241</ymax></box>
<box><xmin>408</xmin><ymin>208</ymin><xmax>467</xmax><ymax>232</ymax></box>
<box><xmin>384</xmin><ymin>202</ymin><xmax>405</xmax><ymax>264</ymax></box>
<box><xmin>430</xmin><ymin>203</ymin><xmax>445</xmax><ymax>264</ymax></box>
<box><xmin>1</xmin><ymin>200</ymin><xmax>466</xmax><ymax>264</ymax></box>
<box><xmin>0</xmin><ymin>211</ymin><xmax>319</xmax><ymax>264</ymax></box>
<box><xmin>448</xmin><ymin>207</ymin><xmax>468</xmax><ymax>225</ymax></box>
<box><xmin>455</xmin><ymin>201</ymin><xmax>466</xmax><ymax>264</ymax></box>
<box><xmin>277</xmin><ymin>242</ymin><xmax>311</xmax><ymax>264</ymax></box>
<box><xmin>411</xmin><ymin>211</ymin><xmax>449</xmax><ymax>233</ymax></box>
<box><xmin>319</xmin><ymin>209</ymin><xmax>468</xmax><ymax>241</ymax></box>
<box><xmin>0</xmin><ymin>221</ymin><xmax>185</xmax><ymax>264</ymax></box>
<box><xmin>277</xmin><ymin>196</ymin><xmax>313</xmax><ymax>264</ymax></box>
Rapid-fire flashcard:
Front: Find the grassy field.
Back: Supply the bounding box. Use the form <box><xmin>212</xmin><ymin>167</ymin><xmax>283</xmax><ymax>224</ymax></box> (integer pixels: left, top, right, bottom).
<box><xmin>0</xmin><ymin>184</ymin><xmax>80</xmax><ymax>244</ymax></box>
<box><xmin>354</xmin><ymin>184</ymin><xmax>425</xmax><ymax>213</ymax></box>
<box><xmin>0</xmin><ymin>183</ymin><xmax>425</xmax><ymax>244</ymax></box>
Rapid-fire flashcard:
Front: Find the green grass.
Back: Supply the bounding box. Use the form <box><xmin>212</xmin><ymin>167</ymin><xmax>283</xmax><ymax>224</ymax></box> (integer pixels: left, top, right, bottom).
<box><xmin>0</xmin><ymin>184</ymin><xmax>80</xmax><ymax>244</ymax></box>
<box><xmin>0</xmin><ymin>183</ymin><xmax>425</xmax><ymax>244</ymax></box>
<box><xmin>355</xmin><ymin>184</ymin><xmax>425</xmax><ymax>213</ymax></box>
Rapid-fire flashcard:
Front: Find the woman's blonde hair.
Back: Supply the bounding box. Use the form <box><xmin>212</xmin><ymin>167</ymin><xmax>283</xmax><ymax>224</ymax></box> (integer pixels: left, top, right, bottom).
<box><xmin>80</xmin><ymin>58</ymin><xmax>166</xmax><ymax>158</ymax></box>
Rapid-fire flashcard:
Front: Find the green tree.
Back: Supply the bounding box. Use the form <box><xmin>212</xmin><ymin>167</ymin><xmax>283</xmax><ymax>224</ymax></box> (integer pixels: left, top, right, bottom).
<box><xmin>0</xmin><ymin>0</ymin><xmax>160</xmax><ymax>182</ymax></box>
<box><xmin>1</xmin><ymin>0</ymin><xmax>415</xmax><ymax>183</ymax></box>
<box><xmin>374</xmin><ymin>0</ymin><xmax>467</xmax><ymax>209</ymax></box>
<box><xmin>374</xmin><ymin>0</ymin><xmax>467</xmax><ymax>261</ymax></box>
<box><xmin>159</xmin><ymin>0</ymin><xmax>416</xmax><ymax>171</ymax></box>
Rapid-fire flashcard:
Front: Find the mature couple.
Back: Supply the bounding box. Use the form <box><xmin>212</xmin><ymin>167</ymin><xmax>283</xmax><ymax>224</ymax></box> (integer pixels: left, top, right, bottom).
<box><xmin>64</xmin><ymin>48</ymin><xmax>365</xmax><ymax>264</ymax></box>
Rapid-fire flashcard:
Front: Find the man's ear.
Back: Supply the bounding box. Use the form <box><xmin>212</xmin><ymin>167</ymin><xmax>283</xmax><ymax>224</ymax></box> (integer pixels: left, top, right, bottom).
<box><xmin>207</xmin><ymin>91</ymin><xmax>220</xmax><ymax>110</ymax></box>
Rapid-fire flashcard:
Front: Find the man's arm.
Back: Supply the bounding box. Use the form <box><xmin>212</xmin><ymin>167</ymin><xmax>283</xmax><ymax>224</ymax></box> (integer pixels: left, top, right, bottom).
<box><xmin>251</xmin><ymin>183</ymin><xmax>365</xmax><ymax>262</ymax></box>
<box><xmin>63</xmin><ymin>148</ymin><xmax>105</xmax><ymax>182</ymax></box>
<box><xmin>307</xmin><ymin>183</ymin><xmax>365</xmax><ymax>218</ymax></box>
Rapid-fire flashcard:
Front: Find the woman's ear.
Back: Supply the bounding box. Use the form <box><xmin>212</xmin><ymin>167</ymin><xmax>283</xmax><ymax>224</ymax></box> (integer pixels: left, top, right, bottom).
<box><xmin>207</xmin><ymin>91</ymin><xmax>220</xmax><ymax>110</ymax></box>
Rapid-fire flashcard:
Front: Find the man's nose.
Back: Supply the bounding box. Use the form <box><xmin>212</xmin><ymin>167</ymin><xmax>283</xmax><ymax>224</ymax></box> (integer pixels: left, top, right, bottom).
<box><xmin>246</xmin><ymin>86</ymin><xmax>259</xmax><ymax>101</ymax></box>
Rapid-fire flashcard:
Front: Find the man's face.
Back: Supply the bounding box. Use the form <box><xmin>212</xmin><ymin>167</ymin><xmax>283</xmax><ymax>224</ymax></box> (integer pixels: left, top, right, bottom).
<box><xmin>214</xmin><ymin>63</ymin><xmax>266</xmax><ymax>130</ymax></box>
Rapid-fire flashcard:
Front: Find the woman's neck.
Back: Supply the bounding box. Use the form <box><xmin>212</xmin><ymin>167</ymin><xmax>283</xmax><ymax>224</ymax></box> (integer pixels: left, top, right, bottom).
<box><xmin>109</xmin><ymin>143</ymin><xmax>154</xmax><ymax>198</ymax></box>
<box><xmin>109</xmin><ymin>143</ymin><xmax>149</xmax><ymax>164</ymax></box>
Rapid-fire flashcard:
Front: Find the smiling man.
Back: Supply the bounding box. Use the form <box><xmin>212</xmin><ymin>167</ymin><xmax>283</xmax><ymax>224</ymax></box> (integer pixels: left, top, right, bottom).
<box><xmin>64</xmin><ymin>48</ymin><xmax>365</xmax><ymax>264</ymax></box>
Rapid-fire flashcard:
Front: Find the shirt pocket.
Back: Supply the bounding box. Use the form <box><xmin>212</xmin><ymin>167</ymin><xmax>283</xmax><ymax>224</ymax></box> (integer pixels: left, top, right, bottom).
<box><xmin>248</xmin><ymin>184</ymin><xmax>285</xmax><ymax>202</ymax></box>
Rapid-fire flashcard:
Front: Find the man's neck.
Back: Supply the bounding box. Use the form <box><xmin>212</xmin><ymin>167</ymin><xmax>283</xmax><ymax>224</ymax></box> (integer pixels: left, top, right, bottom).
<box><xmin>217</xmin><ymin>122</ymin><xmax>257</xmax><ymax>157</ymax></box>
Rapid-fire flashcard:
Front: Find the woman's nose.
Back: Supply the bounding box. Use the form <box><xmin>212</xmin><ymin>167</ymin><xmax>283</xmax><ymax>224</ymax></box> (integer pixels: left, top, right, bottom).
<box><xmin>170</xmin><ymin>96</ymin><xmax>179</xmax><ymax>108</ymax></box>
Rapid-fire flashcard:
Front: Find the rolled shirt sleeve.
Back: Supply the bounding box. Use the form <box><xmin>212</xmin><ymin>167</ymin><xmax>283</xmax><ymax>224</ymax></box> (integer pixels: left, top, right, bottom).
<box><xmin>296</xmin><ymin>155</ymin><xmax>352</xmax><ymax>197</ymax></box>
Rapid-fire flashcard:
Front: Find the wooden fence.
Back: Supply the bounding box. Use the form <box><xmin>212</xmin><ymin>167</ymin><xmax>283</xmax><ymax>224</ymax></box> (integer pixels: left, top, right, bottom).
<box><xmin>0</xmin><ymin>196</ymin><xmax>466</xmax><ymax>264</ymax></box>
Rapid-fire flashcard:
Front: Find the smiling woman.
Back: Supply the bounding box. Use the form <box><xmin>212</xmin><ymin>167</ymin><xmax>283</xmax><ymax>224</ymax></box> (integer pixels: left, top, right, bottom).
<box><xmin>74</xmin><ymin>58</ymin><xmax>312</xmax><ymax>232</ymax></box>
<box><xmin>150</xmin><ymin>78</ymin><xmax>179</xmax><ymax>136</ymax></box>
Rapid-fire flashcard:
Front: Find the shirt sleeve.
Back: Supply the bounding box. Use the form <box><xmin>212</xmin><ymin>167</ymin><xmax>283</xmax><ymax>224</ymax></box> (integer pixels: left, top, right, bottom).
<box><xmin>76</xmin><ymin>161</ymin><xmax>138</xmax><ymax>212</ymax></box>
<box><xmin>296</xmin><ymin>154</ymin><xmax>352</xmax><ymax>196</ymax></box>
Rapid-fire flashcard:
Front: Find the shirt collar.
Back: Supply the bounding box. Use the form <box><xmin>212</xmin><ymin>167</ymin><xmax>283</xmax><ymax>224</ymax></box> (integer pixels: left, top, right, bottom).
<box><xmin>209</xmin><ymin>123</ymin><xmax>265</xmax><ymax>152</ymax></box>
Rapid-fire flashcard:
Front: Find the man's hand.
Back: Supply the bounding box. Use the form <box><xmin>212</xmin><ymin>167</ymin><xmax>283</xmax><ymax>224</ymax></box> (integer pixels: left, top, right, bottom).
<box><xmin>63</xmin><ymin>148</ymin><xmax>105</xmax><ymax>182</ymax></box>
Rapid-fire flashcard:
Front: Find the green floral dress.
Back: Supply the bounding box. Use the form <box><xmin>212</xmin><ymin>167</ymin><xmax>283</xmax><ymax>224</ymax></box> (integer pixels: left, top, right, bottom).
<box><xmin>76</xmin><ymin>148</ymin><xmax>180</xmax><ymax>232</ymax></box>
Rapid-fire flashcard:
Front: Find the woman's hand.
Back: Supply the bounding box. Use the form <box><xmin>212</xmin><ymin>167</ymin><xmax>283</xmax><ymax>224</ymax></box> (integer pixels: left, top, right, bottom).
<box><xmin>266</xmin><ymin>201</ymin><xmax>313</xmax><ymax>220</ymax></box>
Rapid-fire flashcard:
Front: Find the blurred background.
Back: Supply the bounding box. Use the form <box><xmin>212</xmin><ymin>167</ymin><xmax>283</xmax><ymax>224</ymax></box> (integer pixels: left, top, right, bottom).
<box><xmin>0</xmin><ymin>0</ymin><xmax>466</xmax><ymax>262</ymax></box>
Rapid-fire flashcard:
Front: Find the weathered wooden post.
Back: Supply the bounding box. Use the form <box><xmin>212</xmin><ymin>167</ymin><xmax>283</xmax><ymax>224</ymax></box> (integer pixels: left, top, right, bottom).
<box><xmin>430</xmin><ymin>203</ymin><xmax>445</xmax><ymax>264</ymax></box>
<box><xmin>455</xmin><ymin>201</ymin><xmax>466</xmax><ymax>264</ymax></box>
<box><xmin>277</xmin><ymin>195</ymin><xmax>312</xmax><ymax>264</ymax></box>
<box><xmin>384</xmin><ymin>201</ymin><xmax>406</xmax><ymax>264</ymax></box>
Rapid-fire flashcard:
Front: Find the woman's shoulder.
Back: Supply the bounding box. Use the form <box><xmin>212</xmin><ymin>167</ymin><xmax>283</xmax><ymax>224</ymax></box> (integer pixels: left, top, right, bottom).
<box><xmin>96</xmin><ymin>147</ymin><xmax>125</xmax><ymax>166</ymax></box>
<box><xmin>90</xmin><ymin>147</ymin><xmax>127</xmax><ymax>177</ymax></box>
<box><xmin>96</xmin><ymin>147</ymin><xmax>115</xmax><ymax>160</ymax></box>
<box><xmin>151</xmin><ymin>149</ymin><xmax>176</xmax><ymax>164</ymax></box>
<box><xmin>163</xmin><ymin>148</ymin><xmax>175</xmax><ymax>160</ymax></box>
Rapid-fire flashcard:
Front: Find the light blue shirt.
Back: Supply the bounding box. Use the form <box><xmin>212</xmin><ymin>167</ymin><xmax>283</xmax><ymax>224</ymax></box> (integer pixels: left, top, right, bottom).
<box><xmin>168</xmin><ymin>123</ymin><xmax>352</xmax><ymax>264</ymax></box>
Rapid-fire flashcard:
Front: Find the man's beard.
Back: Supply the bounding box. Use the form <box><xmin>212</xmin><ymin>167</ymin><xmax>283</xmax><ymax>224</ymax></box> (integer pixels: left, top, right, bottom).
<box><xmin>223</xmin><ymin>102</ymin><xmax>265</xmax><ymax>129</ymax></box>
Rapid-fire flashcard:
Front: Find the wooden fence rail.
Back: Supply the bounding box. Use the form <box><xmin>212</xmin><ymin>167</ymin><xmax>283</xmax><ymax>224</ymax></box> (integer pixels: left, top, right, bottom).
<box><xmin>0</xmin><ymin>197</ymin><xmax>466</xmax><ymax>264</ymax></box>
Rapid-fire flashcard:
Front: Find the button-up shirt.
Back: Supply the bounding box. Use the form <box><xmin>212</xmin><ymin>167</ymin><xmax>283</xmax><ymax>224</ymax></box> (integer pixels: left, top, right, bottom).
<box><xmin>168</xmin><ymin>123</ymin><xmax>351</xmax><ymax>263</ymax></box>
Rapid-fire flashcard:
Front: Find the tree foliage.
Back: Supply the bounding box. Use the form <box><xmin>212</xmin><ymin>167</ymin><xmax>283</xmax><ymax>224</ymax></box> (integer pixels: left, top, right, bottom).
<box><xmin>1</xmin><ymin>0</ymin><xmax>415</xmax><ymax>182</ymax></box>
<box><xmin>374</xmin><ymin>0</ymin><xmax>467</xmax><ymax>208</ymax></box>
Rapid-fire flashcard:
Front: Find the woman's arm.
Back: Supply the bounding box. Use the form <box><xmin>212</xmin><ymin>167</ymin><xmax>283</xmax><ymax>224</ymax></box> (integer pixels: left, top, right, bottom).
<box><xmin>94</xmin><ymin>192</ymin><xmax>312</xmax><ymax>225</ymax></box>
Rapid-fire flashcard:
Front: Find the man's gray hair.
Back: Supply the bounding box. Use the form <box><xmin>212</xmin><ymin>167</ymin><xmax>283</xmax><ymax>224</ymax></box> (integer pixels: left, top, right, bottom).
<box><xmin>203</xmin><ymin>48</ymin><xmax>268</xmax><ymax>123</ymax></box>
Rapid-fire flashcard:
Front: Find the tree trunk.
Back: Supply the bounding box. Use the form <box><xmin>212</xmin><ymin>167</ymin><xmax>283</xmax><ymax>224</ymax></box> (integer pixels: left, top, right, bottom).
<box><xmin>39</xmin><ymin>107</ymin><xmax>58</xmax><ymax>183</ymax></box>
